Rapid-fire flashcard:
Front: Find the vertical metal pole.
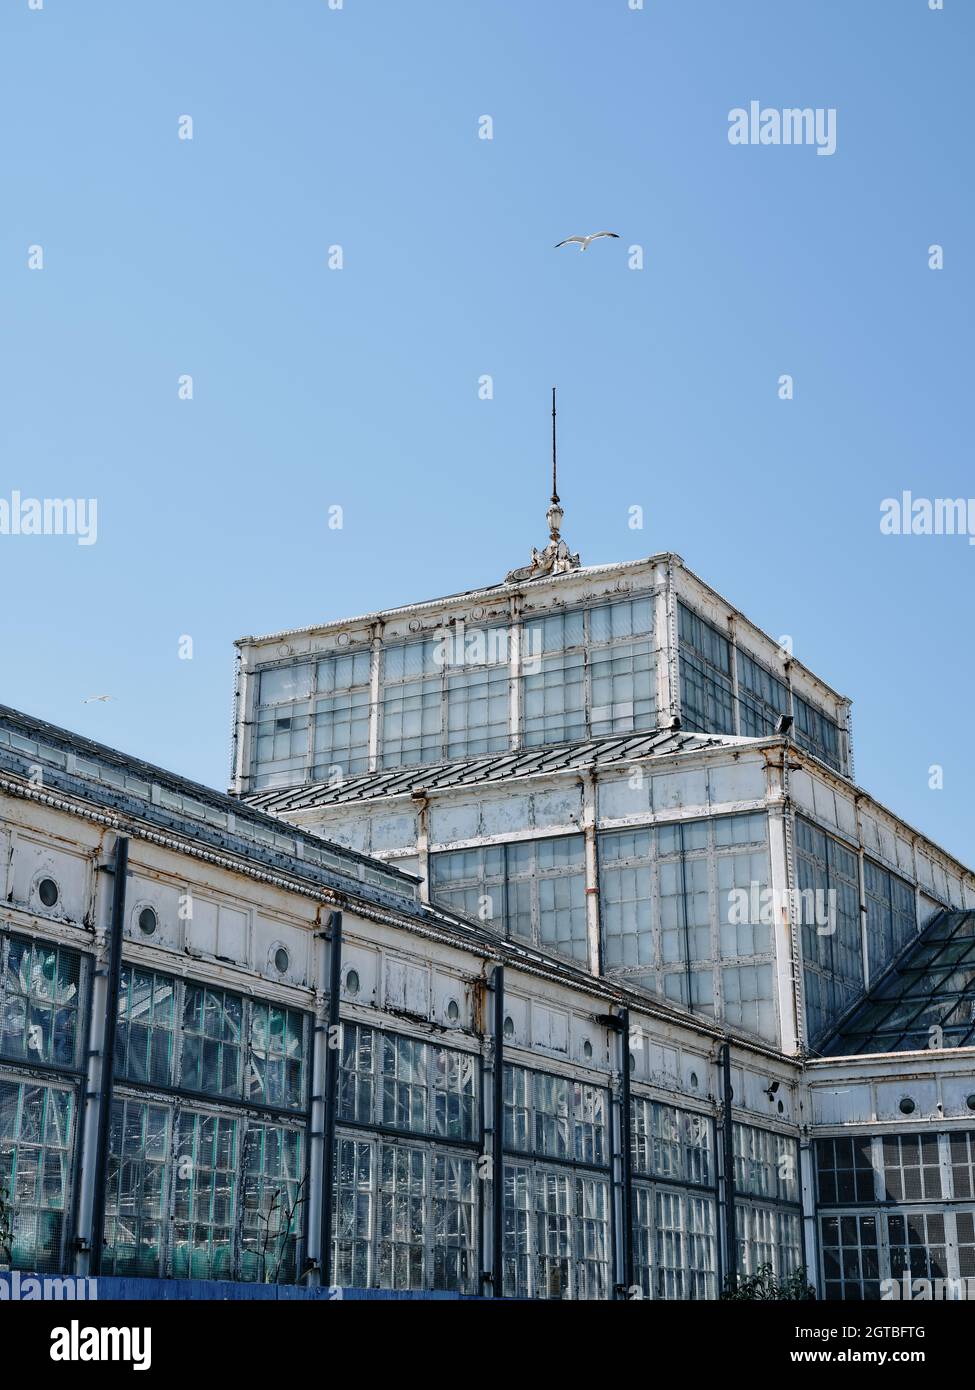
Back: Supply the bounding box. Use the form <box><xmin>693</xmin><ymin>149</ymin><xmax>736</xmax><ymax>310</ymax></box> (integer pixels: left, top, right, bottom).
<box><xmin>319</xmin><ymin>910</ymin><xmax>343</xmax><ymax>1287</ymax></box>
<box><xmin>799</xmin><ymin>1137</ymin><xmax>820</xmax><ymax>1294</ymax></box>
<box><xmin>619</xmin><ymin>1008</ymin><xmax>634</xmax><ymax>1296</ymax></box>
<box><xmin>304</xmin><ymin>924</ymin><xmax>331</xmax><ymax>1282</ymax></box>
<box><xmin>551</xmin><ymin>387</ymin><xmax>558</xmax><ymax>503</ymax></box>
<box><xmin>88</xmin><ymin>834</ymin><xmax>128</xmax><ymax>1275</ymax></box>
<box><xmin>492</xmin><ymin>964</ymin><xmax>505</xmax><ymax>1298</ymax></box>
<box><xmin>721</xmin><ymin>1041</ymin><xmax>737</xmax><ymax>1286</ymax></box>
<box><xmin>679</xmin><ymin>824</ymin><xmax>693</xmax><ymax>1013</ymax></box>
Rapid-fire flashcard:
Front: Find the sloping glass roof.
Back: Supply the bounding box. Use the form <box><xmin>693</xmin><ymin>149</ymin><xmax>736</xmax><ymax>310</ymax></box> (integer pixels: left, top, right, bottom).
<box><xmin>823</xmin><ymin>910</ymin><xmax>975</xmax><ymax>1055</ymax></box>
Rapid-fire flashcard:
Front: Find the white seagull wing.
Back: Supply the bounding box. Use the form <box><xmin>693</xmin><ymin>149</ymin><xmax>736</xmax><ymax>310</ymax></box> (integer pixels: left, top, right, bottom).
<box><xmin>555</xmin><ymin>236</ymin><xmax>586</xmax><ymax>248</ymax></box>
<box><xmin>588</xmin><ymin>231</ymin><xmax>620</xmax><ymax>241</ymax></box>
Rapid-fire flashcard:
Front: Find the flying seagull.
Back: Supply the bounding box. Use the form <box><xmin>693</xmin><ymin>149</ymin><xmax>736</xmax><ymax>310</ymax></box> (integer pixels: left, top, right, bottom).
<box><xmin>83</xmin><ymin>695</ymin><xmax>116</xmax><ymax>703</ymax></box>
<box><xmin>554</xmin><ymin>231</ymin><xmax>620</xmax><ymax>252</ymax></box>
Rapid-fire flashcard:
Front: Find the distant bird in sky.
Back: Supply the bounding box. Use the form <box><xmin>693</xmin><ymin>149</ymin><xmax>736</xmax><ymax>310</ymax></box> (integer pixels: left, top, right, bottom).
<box><xmin>83</xmin><ymin>695</ymin><xmax>115</xmax><ymax>703</ymax></box>
<box><xmin>554</xmin><ymin>231</ymin><xmax>620</xmax><ymax>252</ymax></box>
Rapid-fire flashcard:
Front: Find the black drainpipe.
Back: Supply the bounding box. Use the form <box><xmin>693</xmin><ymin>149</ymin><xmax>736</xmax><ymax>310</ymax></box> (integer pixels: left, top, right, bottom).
<box><xmin>89</xmin><ymin>834</ymin><xmax>128</xmax><ymax>1275</ymax></box>
<box><xmin>721</xmin><ymin>1041</ymin><xmax>737</xmax><ymax>1288</ymax></box>
<box><xmin>319</xmin><ymin>910</ymin><xmax>343</xmax><ymax>1287</ymax></box>
<box><xmin>492</xmin><ymin>964</ymin><xmax>504</xmax><ymax>1298</ymax></box>
<box><xmin>618</xmin><ymin>1007</ymin><xmax>634</xmax><ymax>1296</ymax></box>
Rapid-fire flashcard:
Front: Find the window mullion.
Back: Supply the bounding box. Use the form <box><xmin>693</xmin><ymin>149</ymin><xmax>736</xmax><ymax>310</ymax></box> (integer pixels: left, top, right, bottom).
<box><xmin>582</xmin><ymin>608</ymin><xmax>591</xmax><ymax>739</ymax></box>
<box><xmin>173</xmin><ymin>978</ymin><xmax>184</xmax><ymax>1090</ymax></box>
<box><xmin>678</xmin><ymin>824</ymin><xmax>692</xmax><ymax>1010</ymax></box>
<box><xmin>165</xmin><ymin>1097</ymin><xmax>181</xmax><ymax>1280</ymax></box>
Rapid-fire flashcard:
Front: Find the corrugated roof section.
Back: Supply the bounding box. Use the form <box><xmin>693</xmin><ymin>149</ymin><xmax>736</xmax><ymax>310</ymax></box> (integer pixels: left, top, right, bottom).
<box><xmin>245</xmin><ymin>729</ymin><xmax>760</xmax><ymax>811</ymax></box>
<box><xmin>0</xmin><ymin>704</ymin><xmax>420</xmax><ymax>908</ymax></box>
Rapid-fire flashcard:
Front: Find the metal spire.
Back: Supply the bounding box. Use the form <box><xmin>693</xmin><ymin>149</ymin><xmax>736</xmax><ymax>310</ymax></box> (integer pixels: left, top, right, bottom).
<box><xmin>551</xmin><ymin>386</ymin><xmax>559</xmax><ymax>505</ymax></box>
<box><xmin>502</xmin><ymin>387</ymin><xmax>580</xmax><ymax>583</ymax></box>
<box><xmin>547</xmin><ymin>388</ymin><xmax>564</xmax><ymax>542</ymax></box>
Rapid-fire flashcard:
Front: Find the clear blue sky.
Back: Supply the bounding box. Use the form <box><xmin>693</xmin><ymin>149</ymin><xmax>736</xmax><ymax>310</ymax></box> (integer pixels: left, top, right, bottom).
<box><xmin>1</xmin><ymin>1</ymin><xmax>971</xmax><ymax>863</ymax></box>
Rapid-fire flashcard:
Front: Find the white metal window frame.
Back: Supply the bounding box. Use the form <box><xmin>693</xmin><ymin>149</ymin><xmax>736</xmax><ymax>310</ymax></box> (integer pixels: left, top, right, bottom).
<box><xmin>430</xmin><ymin>836</ymin><xmax>588</xmax><ymax>963</ymax></box>
<box><xmin>736</xmin><ymin>1199</ymin><xmax>802</xmax><ymax>1282</ymax></box>
<box><xmin>632</xmin><ymin>1179</ymin><xmax>718</xmax><ymax>1300</ymax></box>
<box><xmin>0</xmin><ymin>929</ymin><xmax>88</xmax><ymax>1072</ymax></box>
<box><xmin>597</xmin><ymin>811</ymin><xmax>777</xmax><ymax>1039</ymax></box>
<box><xmin>502</xmin><ymin>1158</ymin><xmax>611</xmax><ymax>1301</ymax></box>
<box><xmin>795</xmin><ymin>816</ymin><xmax>863</xmax><ymax>1043</ymax></box>
<box><xmin>0</xmin><ymin>1068</ymin><xmax>79</xmax><ymax>1274</ymax></box>
<box><xmin>864</xmin><ymin>856</ymin><xmax>918</xmax><ymax>979</ymax></box>
<box><xmin>337</xmin><ymin>1021</ymin><xmax>480</xmax><ymax>1143</ymax></box>
<box><xmin>815</xmin><ymin>1130</ymin><xmax>966</xmax><ymax>1208</ymax></box>
<box><xmin>676</xmin><ymin>600</ymin><xmax>844</xmax><ymax>773</ymax></box>
<box><xmin>818</xmin><ymin>1204</ymin><xmax>975</xmax><ymax>1298</ymax></box>
<box><xmin>332</xmin><ymin>1130</ymin><xmax>479</xmax><ymax>1294</ymax></box>
<box><xmin>630</xmin><ymin>1094</ymin><xmax>714</xmax><ymax>1188</ymax></box>
<box><xmin>253</xmin><ymin>651</ymin><xmax>372</xmax><ymax>787</ymax></box>
<box><xmin>733</xmin><ymin>1121</ymin><xmax>800</xmax><ymax>1204</ymax></box>
<box><xmin>115</xmin><ymin>965</ymin><xmax>309</xmax><ymax>1114</ymax></box>
<box><xmin>253</xmin><ymin>595</ymin><xmax>661</xmax><ymax>785</ymax></box>
<box><xmin>102</xmin><ymin>1088</ymin><xmax>305</xmax><ymax>1284</ymax></box>
<box><xmin>503</xmin><ymin>1062</ymin><xmax>610</xmax><ymax>1167</ymax></box>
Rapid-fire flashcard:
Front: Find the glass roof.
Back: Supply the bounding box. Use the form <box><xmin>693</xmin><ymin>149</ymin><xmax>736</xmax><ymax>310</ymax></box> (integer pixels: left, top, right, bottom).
<box><xmin>823</xmin><ymin>910</ymin><xmax>975</xmax><ymax>1055</ymax></box>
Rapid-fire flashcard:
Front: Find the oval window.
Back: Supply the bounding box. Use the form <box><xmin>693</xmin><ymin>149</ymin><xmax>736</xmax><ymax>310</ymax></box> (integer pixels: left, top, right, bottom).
<box><xmin>967</xmin><ymin>1095</ymin><xmax>975</xmax><ymax>1113</ymax></box>
<box><xmin>138</xmin><ymin>907</ymin><xmax>157</xmax><ymax>936</ymax></box>
<box><xmin>274</xmin><ymin>947</ymin><xmax>290</xmax><ymax>974</ymax></box>
<box><xmin>446</xmin><ymin>999</ymin><xmax>460</xmax><ymax>1022</ymax></box>
<box><xmin>345</xmin><ymin>969</ymin><xmax>360</xmax><ymax>996</ymax></box>
<box><xmin>38</xmin><ymin>878</ymin><xmax>59</xmax><ymax>909</ymax></box>
<box><xmin>689</xmin><ymin>1071</ymin><xmax>699</xmax><ymax>1089</ymax></box>
<box><xmin>502</xmin><ymin>1016</ymin><xmax>514</xmax><ymax>1039</ymax></box>
<box><xmin>899</xmin><ymin>1097</ymin><xmax>916</xmax><ymax>1115</ymax></box>
<box><xmin>583</xmin><ymin>1040</ymin><xmax>593</xmax><ymax>1059</ymax></box>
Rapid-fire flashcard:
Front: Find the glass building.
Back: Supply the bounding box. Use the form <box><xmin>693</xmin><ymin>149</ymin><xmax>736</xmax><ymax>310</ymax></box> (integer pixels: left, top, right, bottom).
<box><xmin>231</xmin><ymin>531</ymin><xmax>975</xmax><ymax>1301</ymax></box>
<box><xmin>1</xmin><ymin>532</ymin><xmax>971</xmax><ymax>1302</ymax></box>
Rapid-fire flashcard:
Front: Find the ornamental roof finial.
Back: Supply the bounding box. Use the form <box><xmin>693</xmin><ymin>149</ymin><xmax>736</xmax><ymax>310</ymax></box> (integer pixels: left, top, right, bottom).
<box><xmin>504</xmin><ymin>388</ymin><xmax>581</xmax><ymax>585</ymax></box>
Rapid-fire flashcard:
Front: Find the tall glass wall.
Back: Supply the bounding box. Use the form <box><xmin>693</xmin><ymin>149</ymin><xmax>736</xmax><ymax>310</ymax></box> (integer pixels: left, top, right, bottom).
<box><xmin>104</xmin><ymin>965</ymin><xmax>309</xmax><ymax>1281</ymax></box>
<box><xmin>676</xmin><ymin>601</ymin><xmax>843</xmax><ymax>772</ymax></box>
<box><xmin>0</xmin><ymin>931</ymin><xmax>86</xmax><ymax>1274</ymax></box>
<box><xmin>249</xmin><ymin>596</ymin><xmax>658</xmax><ymax>788</ymax></box>
<box><xmin>599</xmin><ymin>812</ymin><xmax>777</xmax><ymax>1041</ymax></box>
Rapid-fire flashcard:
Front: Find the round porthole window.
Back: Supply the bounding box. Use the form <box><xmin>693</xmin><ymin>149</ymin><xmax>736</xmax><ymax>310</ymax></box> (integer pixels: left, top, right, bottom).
<box><xmin>967</xmin><ymin>1095</ymin><xmax>975</xmax><ymax>1113</ymax></box>
<box><xmin>138</xmin><ymin>907</ymin><xmax>157</xmax><ymax>936</ymax></box>
<box><xmin>899</xmin><ymin>1097</ymin><xmax>916</xmax><ymax>1115</ymax></box>
<box><xmin>503</xmin><ymin>1016</ymin><xmax>514</xmax><ymax>1039</ymax></box>
<box><xmin>583</xmin><ymin>1040</ymin><xmax>593</xmax><ymax>1059</ymax></box>
<box><xmin>38</xmin><ymin>878</ymin><xmax>59</xmax><ymax>909</ymax></box>
<box><xmin>345</xmin><ymin>969</ymin><xmax>360</xmax><ymax>996</ymax></box>
<box><xmin>274</xmin><ymin>947</ymin><xmax>290</xmax><ymax>975</ymax></box>
<box><xmin>446</xmin><ymin>999</ymin><xmax>460</xmax><ymax>1022</ymax></box>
